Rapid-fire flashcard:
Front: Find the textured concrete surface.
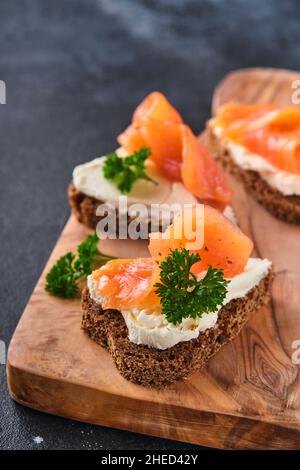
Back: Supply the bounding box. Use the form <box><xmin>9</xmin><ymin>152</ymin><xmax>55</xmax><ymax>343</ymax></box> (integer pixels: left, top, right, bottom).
<box><xmin>0</xmin><ymin>0</ymin><xmax>300</xmax><ymax>450</ymax></box>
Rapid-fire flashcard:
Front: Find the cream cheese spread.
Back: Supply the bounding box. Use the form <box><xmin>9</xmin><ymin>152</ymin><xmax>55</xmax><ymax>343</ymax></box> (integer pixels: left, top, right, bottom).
<box><xmin>211</xmin><ymin>125</ymin><xmax>300</xmax><ymax>196</ymax></box>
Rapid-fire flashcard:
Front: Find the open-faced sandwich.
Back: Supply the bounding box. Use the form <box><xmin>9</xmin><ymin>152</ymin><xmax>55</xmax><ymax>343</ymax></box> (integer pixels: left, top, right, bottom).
<box><xmin>81</xmin><ymin>205</ymin><xmax>272</xmax><ymax>387</ymax></box>
<box><xmin>207</xmin><ymin>103</ymin><xmax>300</xmax><ymax>223</ymax></box>
<box><xmin>69</xmin><ymin>92</ymin><xmax>233</xmax><ymax>234</ymax></box>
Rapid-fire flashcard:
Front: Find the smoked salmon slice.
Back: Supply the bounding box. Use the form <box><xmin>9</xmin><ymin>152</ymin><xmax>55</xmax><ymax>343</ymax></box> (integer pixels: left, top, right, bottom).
<box><xmin>132</xmin><ymin>91</ymin><xmax>183</xmax><ymax>124</ymax></box>
<box><xmin>118</xmin><ymin>92</ymin><xmax>183</xmax><ymax>181</ymax></box>
<box><xmin>90</xmin><ymin>258</ymin><xmax>160</xmax><ymax>310</ymax></box>
<box><xmin>181</xmin><ymin>125</ymin><xmax>232</xmax><ymax>210</ymax></box>
<box><xmin>213</xmin><ymin>103</ymin><xmax>276</xmax><ymax>131</ymax></box>
<box><xmin>149</xmin><ymin>205</ymin><xmax>253</xmax><ymax>278</ymax></box>
<box><xmin>138</xmin><ymin>118</ymin><xmax>183</xmax><ymax>181</ymax></box>
<box><xmin>118</xmin><ymin>92</ymin><xmax>232</xmax><ymax>207</ymax></box>
<box><xmin>214</xmin><ymin>102</ymin><xmax>300</xmax><ymax>174</ymax></box>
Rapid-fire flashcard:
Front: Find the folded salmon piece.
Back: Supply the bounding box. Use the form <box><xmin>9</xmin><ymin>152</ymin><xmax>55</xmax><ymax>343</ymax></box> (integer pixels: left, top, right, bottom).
<box><xmin>213</xmin><ymin>102</ymin><xmax>300</xmax><ymax>174</ymax></box>
<box><xmin>181</xmin><ymin>125</ymin><xmax>232</xmax><ymax>210</ymax></box>
<box><xmin>132</xmin><ymin>91</ymin><xmax>183</xmax><ymax>124</ymax></box>
<box><xmin>90</xmin><ymin>257</ymin><xmax>160</xmax><ymax>310</ymax></box>
<box><xmin>118</xmin><ymin>92</ymin><xmax>183</xmax><ymax>181</ymax></box>
<box><xmin>149</xmin><ymin>205</ymin><xmax>253</xmax><ymax>278</ymax></box>
<box><xmin>118</xmin><ymin>92</ymin><xmax>232</xmax><ymax>208</ymax></box>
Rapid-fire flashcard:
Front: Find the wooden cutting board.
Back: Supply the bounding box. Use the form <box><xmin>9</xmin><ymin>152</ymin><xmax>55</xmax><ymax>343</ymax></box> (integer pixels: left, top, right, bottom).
<box><xmin>7</xmin><ymin>68</ymin><xmax>300</xmax><ymax>450</ymax></box>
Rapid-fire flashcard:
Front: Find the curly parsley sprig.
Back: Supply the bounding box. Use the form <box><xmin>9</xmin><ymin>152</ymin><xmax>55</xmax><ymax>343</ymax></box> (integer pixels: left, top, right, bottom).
<box><xmin>45</xmin><ymin>233</ymin><xmax>115</xmax><ymax>298</ymax></box>
<box><xmin>103</xmin><ymin>146</ymin><xmax>157</xmax><ymax>193</ymax></box>
<box><xmin>155</xmin><ymin>248</ymin><xmax>229</xmax><ymax>325</ymax></box>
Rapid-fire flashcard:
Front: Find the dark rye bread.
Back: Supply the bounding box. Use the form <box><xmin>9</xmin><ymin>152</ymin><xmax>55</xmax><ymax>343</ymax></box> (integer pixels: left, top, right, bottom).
<box><xmin>206</xmin><ymin>127</ymin><xmax>300</xmax><ymax>224</ymax></box>
<box><xmin>68</xmin><ymin>182</ymin><xmax>162</xmax><ymax>234</ymax></box>
<box><xmin>81</xmin><ymin>269</ymin><xmax>272</xmax><ymax>388</ymax></box>
<box><xmin>68</xmin><ymin>182</ymin><xmax>104</xmax><ymax>229</ymax></box>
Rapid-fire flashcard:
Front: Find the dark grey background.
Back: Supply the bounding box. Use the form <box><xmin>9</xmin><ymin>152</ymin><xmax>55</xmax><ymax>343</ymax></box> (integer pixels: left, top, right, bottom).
<box><xmin>0</xmin><ymin>0</ymin><xmax>299</xmax><ymax>450</ymax></box>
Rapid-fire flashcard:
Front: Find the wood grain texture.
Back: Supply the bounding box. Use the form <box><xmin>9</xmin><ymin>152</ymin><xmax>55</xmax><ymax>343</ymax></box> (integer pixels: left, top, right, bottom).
<box><xmin>7</xmin><ymin>68</ymin><xmax>300</xmax><ymax>449</ymax></box>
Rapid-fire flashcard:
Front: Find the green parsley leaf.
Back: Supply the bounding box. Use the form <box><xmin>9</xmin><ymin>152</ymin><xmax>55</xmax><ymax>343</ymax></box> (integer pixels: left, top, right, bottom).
<box><xmin>155</xmin><ymin>248</ymin><xmax>229</xmax><ymax>325</ymax></box>
<box><xmin>45</xmin><ymin>233</ymin><xmax>115</xmax><ymax>298</ymax></box>
<box><xmin>103</xmin><ymin>146</ymin><xmax>157</xmax><ymax>193</ymax></box>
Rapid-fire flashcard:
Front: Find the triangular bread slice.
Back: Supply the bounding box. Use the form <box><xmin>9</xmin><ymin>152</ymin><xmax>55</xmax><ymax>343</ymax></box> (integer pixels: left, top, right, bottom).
<box><xmin>81</xmin><ymin>269</ymin><xmax>272</xmax><ymax>388</ymax></box>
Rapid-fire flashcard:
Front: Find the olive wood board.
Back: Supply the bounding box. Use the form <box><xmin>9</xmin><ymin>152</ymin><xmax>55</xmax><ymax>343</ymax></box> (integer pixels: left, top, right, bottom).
<box><xmin>7</xmin><ymin>67</ymin><xmax>300</xmax><ymax>449</ymax></box>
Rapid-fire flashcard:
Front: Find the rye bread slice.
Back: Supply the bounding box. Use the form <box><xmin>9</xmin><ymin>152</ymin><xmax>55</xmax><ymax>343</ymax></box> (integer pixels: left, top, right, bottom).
<box><xmin>81</xmin><ymin>269</ymin><xmax>272</xmax><ymax>388</ymax></box>
<box><xmin>68</xmin><ymin>183</ymin><xmax>101</xmax><ymax>229</ymax></box>
<box><xmin>206</xmin><ymin>128</ymin><xmax>300</xmax><ymax>224</ymax></box>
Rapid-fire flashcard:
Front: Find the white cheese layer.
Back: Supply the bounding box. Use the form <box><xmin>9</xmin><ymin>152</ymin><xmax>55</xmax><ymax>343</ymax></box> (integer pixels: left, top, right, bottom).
<box><xmin>211</xmin><ymin>125</ymin><xmax>300</xmax><ymax>196</ymax></box>
<box><xmin>87</xmin><ymin>257</ymin><xmax>271</xmax><ymax>350</ymax></box>
<box><xmin>73</xmin><ymin>154</ymin><xmax>172</xmax><ymax>206</ymax></box>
